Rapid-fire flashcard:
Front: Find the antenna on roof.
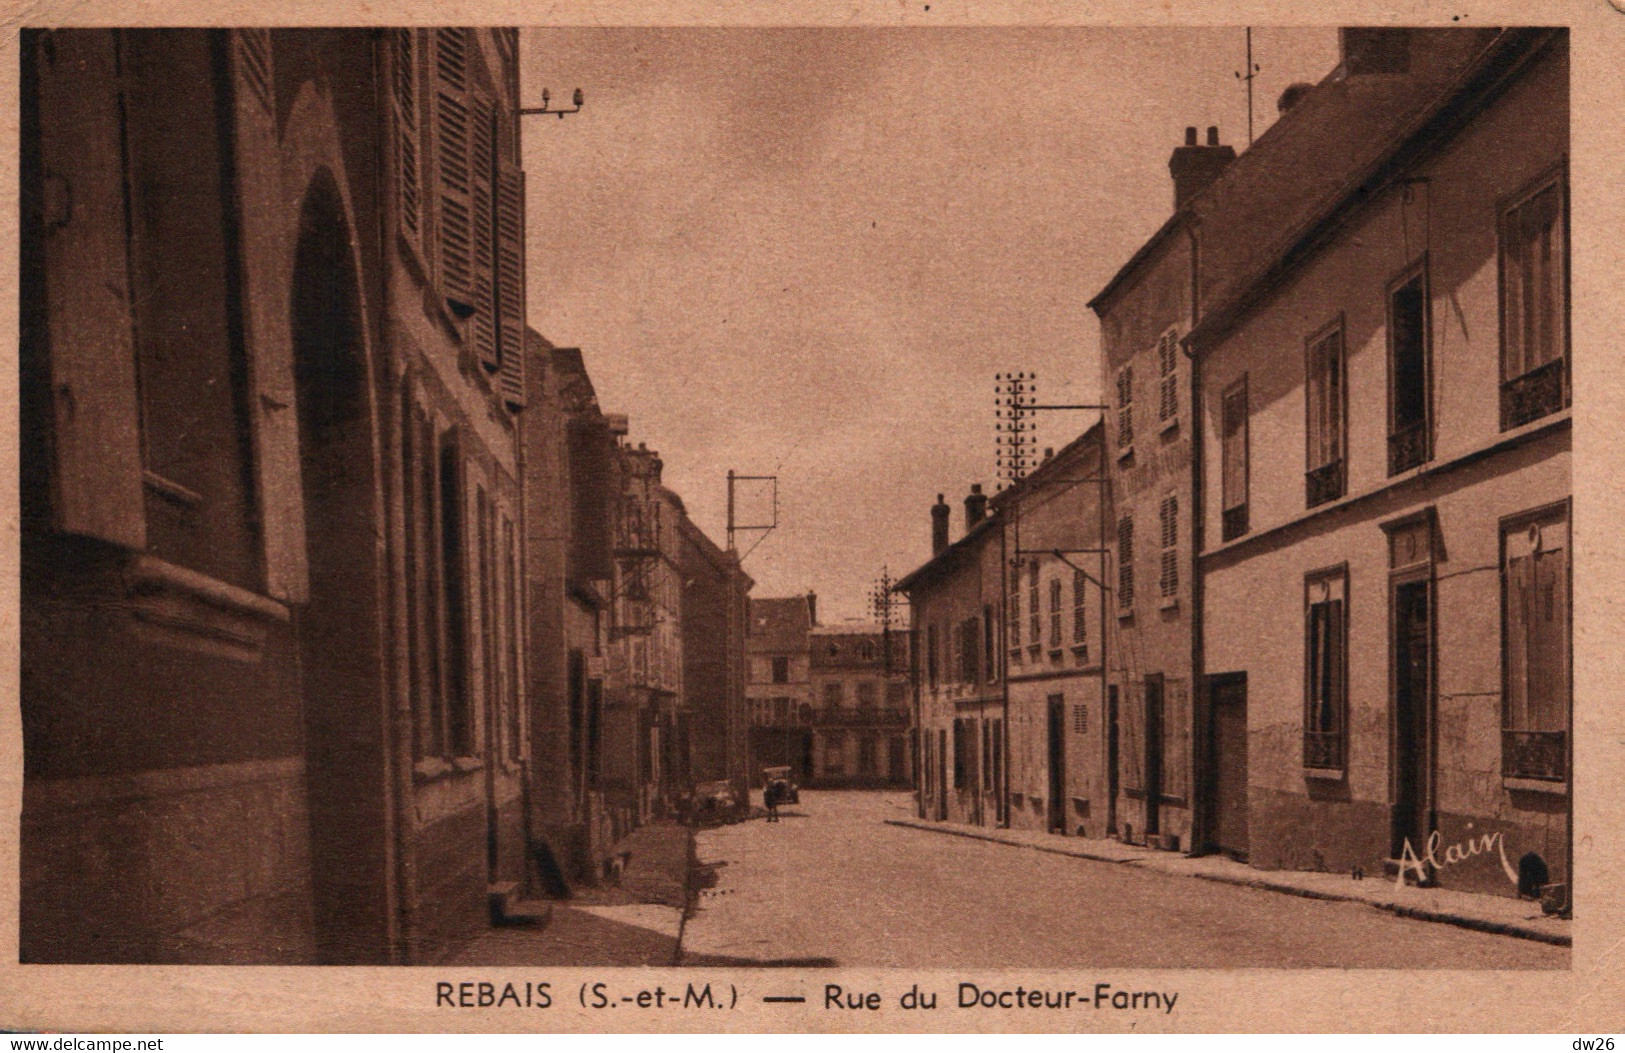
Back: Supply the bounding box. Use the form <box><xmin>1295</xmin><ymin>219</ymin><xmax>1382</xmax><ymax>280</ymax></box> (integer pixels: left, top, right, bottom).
<box><xmin>1234</xmin><ymin>27</ymin><xmax>1262</xmax><ymax>146</ymax></box>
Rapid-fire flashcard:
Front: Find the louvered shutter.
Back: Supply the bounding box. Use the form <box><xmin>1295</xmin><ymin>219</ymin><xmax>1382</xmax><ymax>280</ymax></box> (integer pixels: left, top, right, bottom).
<box><xmin>468</xmin><ymin>92</ymin><xmax>498</xmax><ymax>371</ymax></box>
<box><xmin>228</xmin><ymin>29</ymin><xmax>309</xmax><ymax>601</ymax></box>
<box><xmin>34</xmin><ymin>30</ymin><xmax>146</xmax><ymax>548</ymax></box>
<box><xmin>433</xmin><ymin>28</ymin><xmax>474</xmax><ymax>313</ymax></box>
<box><xmin>495</xmin><ymin>162</ymin><xmax>528</xmax><ymax>409</ymax></box>
<box><xmin>391</xmin><ymin>29</ymin><xmax>422</xmax><ymax>249</ymax></box>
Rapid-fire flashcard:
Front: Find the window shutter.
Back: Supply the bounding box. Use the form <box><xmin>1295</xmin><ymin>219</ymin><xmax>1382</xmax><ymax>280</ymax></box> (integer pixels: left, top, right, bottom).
<box><xmin>468</xmin><ymin>91</ymin><xmax>498</xmax><ymax>371</ymax></box>
<box><xmin>391</xmin><ymin>29</ymin><xmax>422</xmax><ymax>249</ymax></box>
<box><xmin>228</xmin><ymin>29</ymin><xmax>309</xmax><ymax>601</ymax></box>
<box><xmin>34</xmin><ymin>30</ymin><xmax>146</xmax><ymax>549</ymax></box>
<box><xmin>433</xmin><ymin>28</ymin><xmax>474</xmax><ymax>314</ymax></box>
<box><xmin>495</xmin><ymin>162</ymin><xmax>528</xmax><ymax>409</ymax></box>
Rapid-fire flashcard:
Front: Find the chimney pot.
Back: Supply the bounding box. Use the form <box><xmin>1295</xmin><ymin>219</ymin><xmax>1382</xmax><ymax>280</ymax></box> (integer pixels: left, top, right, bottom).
<box><xmin>964</xmin><ymin>485</ymin><xmax>989</xmax><ymax>530</ymax></box>
<box><xmin>1185</xmin><ymin>126</ymin><xmax>1197</xmax><ymax>146</ymax></box>
<box><xmin>1206</xmin><ymin>125</ymin><xmax>1219</xmax><ymax>146</ymax></box>
<box><xmin>931</xmin><ymin>494</ymin><xmax>951</xmax><ymax>555</ymax></box>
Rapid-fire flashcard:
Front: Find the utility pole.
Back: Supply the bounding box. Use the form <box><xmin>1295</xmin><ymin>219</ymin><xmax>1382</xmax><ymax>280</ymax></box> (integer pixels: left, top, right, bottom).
<box><xmin>725</xmin><ymin>470</ymin><xmax>778</xmax><ymax>558</ymax></box>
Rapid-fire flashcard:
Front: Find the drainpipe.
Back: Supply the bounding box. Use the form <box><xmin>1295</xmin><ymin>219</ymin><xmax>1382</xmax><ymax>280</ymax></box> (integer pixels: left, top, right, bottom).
<box><xmin>369</xmin><ymin>31</ymin><xmax>423</xmax><ymax>964</ymax></box>
<box><xmin>1183</xmin><ymin>219</ymin><xmax>1206</xmax><ymax>858</ymax></box>
<box><xmin>1001</xmin><ymin>505</ymin><xmax>1013</xmax><ymax>828</ymax></box>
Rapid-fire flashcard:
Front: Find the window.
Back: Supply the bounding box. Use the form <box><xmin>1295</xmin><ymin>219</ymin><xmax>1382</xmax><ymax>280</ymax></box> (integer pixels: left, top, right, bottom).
<box><xmin>1159</xmin><ymin>495</ymin><xmax>1179</xmax><ymax>600</ymax></box>
<box><xmin>1116</xmin><ymin>365</ymin><xmax>1135</xmax><ymax>451</ymax></box>
<box><xmin>856</xmin><ymin>680</ymin><xmax>878</xmax><ymax>710</ymax></box>
<box><xmin>926</xmin><ymin>624</ymin><xmax>939</xmax><ymax>688</ymax></box>
<box><xmin>958</xmin><ymin>617</ymin><xmax>981</xmax><ymax>683</ymax></box>
<box><xmin>1221</xmin><ymin>376</ymin><xmax>1249</xmax><ymax>541</ymax></box>
<box><xmin>1072</xmin><ymin>568</ymin><xmax>1088</xmax><ymax>654</ymax></box>
<box><xmin>886</xmin><ymin>680</ymin><xmax>908</xmax><ymax>707</ymax></box>
<box><xmin>982</xmin><ymin>605</ymin><xmax>997</xmax><ymax>682</ymax></box>
<box><xmin>1502</xmin><ymin>507</ymin><xmax>1569</xmax><ymax>781</ymax></box>
<box><xmin>1007</xmin><ymin>564</ymin><xmax>1022</xmax><ymax>657</ymax></box>
<box><xmin>952</xmin><ymin>719</ymin><xmax>969</xmax><ymax>789</ymax></box>
<box><xmin>1028</xmin><ymin>561</ymin><xmax>1041</xmax><ymax>648</ymax></box>
<box><xmin>823</xmin><ymin>681</ymin><xmax>844</xmax><ymax>710</ymax></box>
<box><xmin>1157</xmin><ymin>332</ymin><xmax>1178</xmax><ymax>425</ymax></box>
<box><xmin>1048</xmin><ymin>578</ymin><xmax>1063</xmax><ymax>649</ymax></box>
<box><xmin>772</xmin><ymin>655</ymin><xmax>790</xmax><ymax>684</ymax></box>
<box><xmin>1389</xmin><ymin>264</ymin><xmax>1431</xmax><ymax>475</ymax></box>
<box><xmin>1073</xmin><ymin>703</ymin><xmax>1088</xmax><ymax>735</ymax></box>
<box><xmin>858</xmin><ymin>640</ymin><xmax>876</xmax><ymax>661</ymax></box>
<box><xmin>1499</xmin><ymin>173</ymin><xmax>1568</xmax><ymax>429</ymax></box>
<box><xmin>1117</xmin><ymin>517</ymin><xmax>1135</xmax><ymax>611</ymax></box>
<box><xmin>1160</xmin><ymin>678</ymin><xmax>1190</xmax><ymax>800</ymax></box>
<box><xmin>1305</xmin><ymin>321</ymin><xmax>1346</xmax><ymax>508</ymax></box>
<box><xmin>1304</xmin><ymin>568</ymin><xmax>1348</xmax><ymax>771</ymax></box>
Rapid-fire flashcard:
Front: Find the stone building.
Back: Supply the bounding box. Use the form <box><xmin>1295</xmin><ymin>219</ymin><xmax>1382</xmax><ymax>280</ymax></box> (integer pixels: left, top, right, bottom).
<box><xmin>679</xmin><ymin>518</ymin><xmax>755</xmax><ymax>814</ymax></box>
<box><xmin>20</xmin><ymin>28</ymin><xmax>530</xmax><ymax>963</ymax></box>
<box><xmin>898</xmin><ymin>491</ymin><xmax>1006</xmax><ymax>823</ymax></box>
<box><xmin>997</xmin><ymin>428</ymin><xmax>1109</xmax><ymax>836</ymax></box>
<box><xmin>518</xmin><ymin>335</ymin><xmax>623</xmax><ymax>884</ymax></box>
<box><xmin>1190</xmin><ymin>28</ymin><xmax>1569</xmax><ymax>900</ymax></box>
<box><xmin>746</xmin><ymin>594</ymin><xmax>818</xmax><ymax>783</ymax></box>
<box><xmin>1086</xmin><ymin>127</ymin><xmax>1226</xmax><ymax>853</ymax></box>
<box><xmin>807</xmin><ymin>625</ymin><xmax>914</xmax><ymax>788</ymax></box>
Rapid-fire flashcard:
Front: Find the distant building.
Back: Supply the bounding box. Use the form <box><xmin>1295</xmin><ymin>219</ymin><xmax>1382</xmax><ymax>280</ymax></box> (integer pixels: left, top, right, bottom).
<box><xmin>898</xmin><ymin>491</ymin><xmax>1005</xmax><ymax>824</ymax></box>
<box><xmin>747</xmin><ymin>594</ymin><xmax>817</xmax><ymax>783</ymax></box>
<box><xmin>680</xmin><ymin>518</ymin><xmax>754</xmax><ymax>813</ymax></box>
<box><xmin>807</xmin><ymin>624</ymin><xmax>914</xmax><ymax>788</ymax></box>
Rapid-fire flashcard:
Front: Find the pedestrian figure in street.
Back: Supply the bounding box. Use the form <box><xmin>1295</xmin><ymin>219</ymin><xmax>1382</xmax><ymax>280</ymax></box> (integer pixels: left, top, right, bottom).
<box><xmin>764</xmin><ymin>778</ymin><xmax>784</xmax><ymax>823</ymax></box>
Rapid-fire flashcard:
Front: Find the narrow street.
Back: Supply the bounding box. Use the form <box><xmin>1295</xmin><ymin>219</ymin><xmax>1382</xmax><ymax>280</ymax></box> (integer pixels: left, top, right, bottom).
<box><xmin>678</xmin><ymin>791</ymin><xmax>1565</xmax><ymax>969</ymax></box>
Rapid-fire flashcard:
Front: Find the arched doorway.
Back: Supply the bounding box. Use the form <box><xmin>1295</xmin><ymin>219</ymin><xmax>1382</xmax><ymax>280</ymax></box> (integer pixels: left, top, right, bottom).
<box><xmin>291</xmin><ymin>174</ymin><xmax>392</xmax><ymax>964</ymax></box>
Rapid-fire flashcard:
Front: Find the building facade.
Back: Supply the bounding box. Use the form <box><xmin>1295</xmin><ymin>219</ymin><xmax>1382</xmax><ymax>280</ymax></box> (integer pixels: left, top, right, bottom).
<box><xmin>900</xmin><ymin>492</ymin><xmax>1006</xmax><ymax>824</ymax></box>
<box><xmin>680</xmin><ymin>518</ymin><xmax>755</xmax><ymax>813</ymax></box>
<box><xmin>807</xmin><ymin>625</ymin><xmax>914</xmax><ymax>788</ymax></box>
<box><xmin>1191</xmin><ymin>28</ymin><xmax>1570</xmax><ymax>900</ymax></box>
<box><xmin>998</xmin><ymin>430</ymin><xmax>1110</xmax><ymax>835</ymax></box>
<box><xmin>746</xmin><ymin>595</ymin><xmax>818</xmax><ymax>783</ymax></box>
<box><xmin>20</xmin><ymin>27</ymin><xmax>530</xmax><ymax>963</ymax></box>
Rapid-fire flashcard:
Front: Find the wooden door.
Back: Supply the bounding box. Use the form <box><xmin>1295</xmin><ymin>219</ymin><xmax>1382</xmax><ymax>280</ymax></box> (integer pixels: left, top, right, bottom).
<box><xmin>1209</xmin><ymin>675</ymin><xmax>1249</xmax><ymax>860</ymax></box>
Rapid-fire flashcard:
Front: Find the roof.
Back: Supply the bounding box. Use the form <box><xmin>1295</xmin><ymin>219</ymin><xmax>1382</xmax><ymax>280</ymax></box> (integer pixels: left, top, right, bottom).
<box><xmin>749</xmin><ymin>596</ymin><xmax>813</xmax><ymax>651</ymax></box>
<box><xmin>1087</xmin><ymin>211</ymin><xmax>1187</xmax><ymax>314</ymax></box>
<box><xmin>1189</xmin><ymin>29</ymin><xmax>1505</xmax><ymax>329</ymax></box>
<box><xmin>988</xmin><ymin>419</ymin><xmax>1104</xmax><ymax>514</ymax></box>
<box><xmin>1188</xmin><ymin>28</ymin><xmax>1550</xmax><ymax>350</ymax></box>
<box><xmin>807</xmin><ymin>622</ymin><xmax>885</xmax><ymax>638</ymax></box>
<box><xmin>893</xmin><ymin>505</ymin><xmax>1001</xmax><ymax>594</ymax></box>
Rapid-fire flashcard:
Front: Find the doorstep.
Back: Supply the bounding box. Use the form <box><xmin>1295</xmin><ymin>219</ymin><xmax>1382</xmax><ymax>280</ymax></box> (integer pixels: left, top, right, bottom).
<box><xmin>884</xmin><ymin>817</ymin><xmax>1570</xmax><ymax>947</ymax></box>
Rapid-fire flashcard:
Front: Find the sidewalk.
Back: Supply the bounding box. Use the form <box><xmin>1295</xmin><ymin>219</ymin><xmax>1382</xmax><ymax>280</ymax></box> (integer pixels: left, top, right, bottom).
<box><xmin>885</xmin><ymin>816</ymin><xmax>1570</xmax><ymax>947</ymax></box>
<box><xmin>444</xmin><ymin>821</ymin><xmax>696</xmax><ymax>966</ymax></box>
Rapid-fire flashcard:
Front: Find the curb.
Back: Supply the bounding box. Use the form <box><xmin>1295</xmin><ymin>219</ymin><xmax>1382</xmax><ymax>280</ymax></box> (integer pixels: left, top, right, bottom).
<box><xmin>885</xmin><ymin>818</ymin><xmax>1569</xmax><ymax>947</ymax></box>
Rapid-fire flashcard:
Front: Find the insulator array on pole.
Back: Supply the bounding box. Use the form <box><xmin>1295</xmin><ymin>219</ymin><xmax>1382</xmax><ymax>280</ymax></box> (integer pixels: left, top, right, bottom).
<box><xmin>994</xmin><ymin>371</ymin><xmax>1038</xmax><ymax>489</ymax></box>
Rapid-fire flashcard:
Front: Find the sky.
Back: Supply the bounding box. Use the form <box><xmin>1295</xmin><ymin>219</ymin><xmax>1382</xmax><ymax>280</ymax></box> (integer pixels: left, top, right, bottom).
<box><xmin>519</xmin><ymin>27</ymin><xmax>1341</xmax><ymax>623</ymax></box>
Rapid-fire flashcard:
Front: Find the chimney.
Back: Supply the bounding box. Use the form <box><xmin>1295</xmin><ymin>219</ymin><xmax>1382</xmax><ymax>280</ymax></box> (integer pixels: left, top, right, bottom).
<box><xmin>931</xmin><ymin>494</ymin><xmax>951</xmax><ymax>555</ymax></box>
<box><xmin>1169</xmin><ymin>125</ymin><xmax>1236</xmax><ymax>209</ymax></box>
<box><xmin>965</xmin><ymin>484</ymin><xmax>988</xmax><ymax>530</ymax></box>
<box><xmin>806</xmin><ymin>590</ymin><xmax>818</xmax><ymax>627</ymax></box>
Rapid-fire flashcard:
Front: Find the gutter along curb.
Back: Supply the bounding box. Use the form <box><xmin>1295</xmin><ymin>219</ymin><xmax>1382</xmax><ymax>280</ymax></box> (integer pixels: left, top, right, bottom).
<box><xmin>884</xmin><ymin>817</ymin><xmax>1569</xmax><ymax>947</ymax></box>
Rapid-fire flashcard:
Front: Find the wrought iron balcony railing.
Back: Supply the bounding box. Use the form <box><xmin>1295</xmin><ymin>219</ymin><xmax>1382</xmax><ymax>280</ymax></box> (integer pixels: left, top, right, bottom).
<box><xmin>1503</xmin><ymin>729</ymin><xmax>1566</xmax><ymax>781</ymax></box>
<box><xmin>1306</xmin><ymin>459</ymin><xmax>1345</xmax><ymax>509</ymax></box>
<box><xmin>1388</xmin><ymin>419</ymin><xmax>1429</xmax><ymax>475</ymax></box>
<box><xmin>1303</xmin><ymin>730</ymin><xmax>1344</xmax><ymax>771</ymax></box>
<box><xmin>1501</xmin><ymin>357</ymin><xmax>1567</xmax><ymax>431</ymax></box>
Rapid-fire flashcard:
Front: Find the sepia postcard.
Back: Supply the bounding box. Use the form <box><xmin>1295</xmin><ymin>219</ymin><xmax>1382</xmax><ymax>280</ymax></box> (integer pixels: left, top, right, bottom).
<box><xmin>2</xmin><ymin>0</ymin><xmax>1623</xmax><ymax>1035</ymax></box>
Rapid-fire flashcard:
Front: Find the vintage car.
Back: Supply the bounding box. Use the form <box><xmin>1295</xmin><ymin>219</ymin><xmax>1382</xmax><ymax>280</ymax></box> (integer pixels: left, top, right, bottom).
<box><xmin>761</xmin><ymin>765</ymin><xmax>799</xmax><ymax>805</ymax></box>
